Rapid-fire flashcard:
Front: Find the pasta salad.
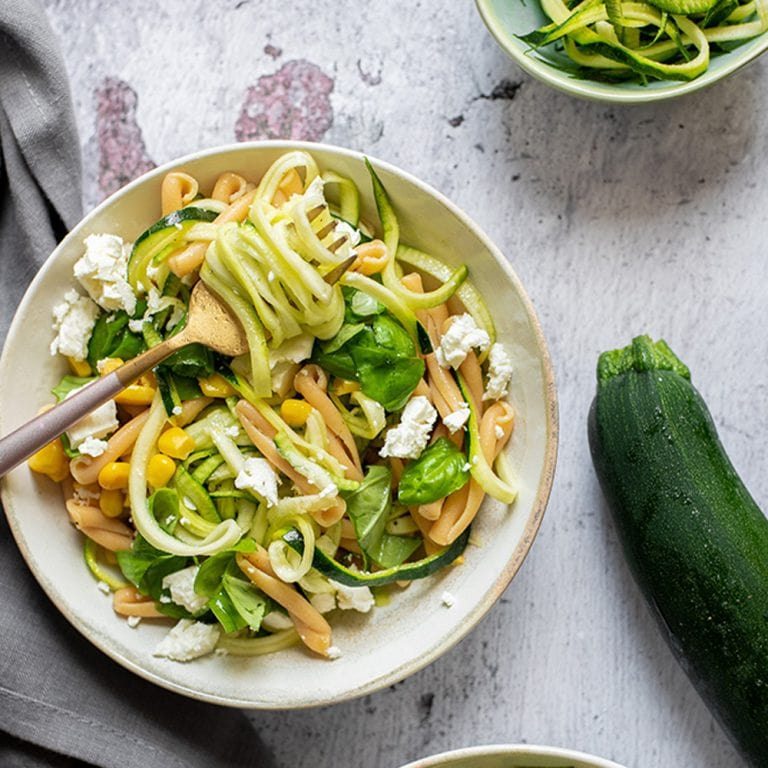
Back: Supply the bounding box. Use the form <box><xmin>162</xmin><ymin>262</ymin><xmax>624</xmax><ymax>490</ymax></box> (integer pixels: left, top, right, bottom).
<box><xmin>30</xmin><ymin>150</ymin><xmax>517</xmax><ymax>662</ymax></box>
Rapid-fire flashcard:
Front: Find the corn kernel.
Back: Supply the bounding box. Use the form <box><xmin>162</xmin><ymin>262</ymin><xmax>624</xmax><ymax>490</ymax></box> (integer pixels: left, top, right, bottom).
<box><xmin>280</xmin><ymin>398</ymin><xmax>313</xmax><ymax>427</ymax></box>
<box><xmin>98</xmin><ymin>462</ymin><xmax>131</xmax><ymax>490</ymax></box>
<box><xmin>332</xmin><ymin>378</ymin><xmax>360</xmax><ymax>396</ymax></box>
<box><xmin>157</xmin><ymin>427</ymin><xmax>195</xmax><ymax>460</ymax></box>
<box><xmin>28</xmin><ymin>439</ymin><xmax>69</xmax><ymax>482</ymax></box>
<box><xmin>98</xmin><ymin>358</ymin><xmax>124</xmax><ymax>376</ymax></box>
<box><xmin>67</xmin><ymin>356</ymin><xmax>92</xmax><ymax>377</ymax></box>
<box><xmin>114</xmin><ymin>384</ymin><xmax>155</xmax><ymax>406</ymax></box>
<box><xmin>147</xmin><ymin>453</ymin><xmax>176</xmax><ymax>488</ymax></box>
<box><xmin>198</xmin><ymin>373</ymin><xmax>236</xmax><ymax>398</ymax></box>
<box><xmin>99</xmin><ymin>489</ymin><xmax>125</xmax><ymax>518</ymax></box>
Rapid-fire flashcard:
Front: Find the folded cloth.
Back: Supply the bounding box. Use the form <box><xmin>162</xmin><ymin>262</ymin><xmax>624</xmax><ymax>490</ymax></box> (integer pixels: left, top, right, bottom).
<box><xmin>0</xmin><ymin>3</ymin><xmax>270</xmax><ymax>766</ymax></box>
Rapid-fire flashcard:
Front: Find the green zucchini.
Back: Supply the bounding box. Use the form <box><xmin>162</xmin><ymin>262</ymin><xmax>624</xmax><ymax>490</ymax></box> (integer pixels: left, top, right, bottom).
<box><xmin>282</xmin><ymin>526</ymin><xmax>470</xmax><ymax>587</ymax></box>
<box><xmin>588</xmin><ymin>335</ymin><xmax>768</xmax><ymax>766</ymax></box>
<box><xmin>128</xmin><ymin>207</ymin><xmax>217</xmax><ymax>292</ymax></box>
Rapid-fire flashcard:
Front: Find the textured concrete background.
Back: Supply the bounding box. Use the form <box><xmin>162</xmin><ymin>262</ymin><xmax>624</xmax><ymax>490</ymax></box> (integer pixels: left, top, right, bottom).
<box><xmin>43</xmin><ymin>0</ymin><xmax>768</xmax><ymax>766</ymax></box>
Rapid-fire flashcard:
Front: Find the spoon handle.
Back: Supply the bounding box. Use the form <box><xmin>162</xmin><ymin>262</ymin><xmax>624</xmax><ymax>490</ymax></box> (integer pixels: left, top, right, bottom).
<box><xmin>0</xmin><ymin>335</ymin><xmax>185</xmax><ymax>479</ymax></box>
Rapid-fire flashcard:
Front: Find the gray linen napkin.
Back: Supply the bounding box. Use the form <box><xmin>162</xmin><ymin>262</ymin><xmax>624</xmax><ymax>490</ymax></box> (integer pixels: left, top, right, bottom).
<box><xmin>0</xmin><ymin>3</ymin><xmax>273</xmax><ymax>766</ymax></box>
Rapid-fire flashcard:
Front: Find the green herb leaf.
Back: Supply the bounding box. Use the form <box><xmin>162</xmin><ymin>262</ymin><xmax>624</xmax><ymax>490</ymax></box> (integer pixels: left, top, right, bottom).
<box><xmin>52</xmin><ymin>375</ymin><xmax>95</xmax><ymax>402</ymax></box>
<box><xmin>346</xmin><ymin>465</ymin><xmax>420</xmax><ymax>568</ymax></box>
<box><xmin>398</xmin><ymin>438</ymin><xmax>470</xmax><ymax>506</ymax></box>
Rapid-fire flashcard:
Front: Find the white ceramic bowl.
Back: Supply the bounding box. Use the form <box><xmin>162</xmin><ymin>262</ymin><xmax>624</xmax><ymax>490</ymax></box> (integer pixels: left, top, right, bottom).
<box><xmin>476</xmin><ymin>0</ymin><xmax>768</xmax><ymax>104</ymax></box>
<box><xmin>398</xmin><ymin>744</ymin><xmax>626</xmax><ymax>768</ymax></box>
<box><xmin>0</xmin><ymin>141</ymin><xmax>558</xmax><ymax>708</ymax></box>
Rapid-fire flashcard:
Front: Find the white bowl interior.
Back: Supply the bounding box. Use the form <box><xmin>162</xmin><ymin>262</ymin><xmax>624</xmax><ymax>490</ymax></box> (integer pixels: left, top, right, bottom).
<box><xmin>398</xmin><ymin>743</ymin><xmax>626</xmax><ymax>768</ymax></box>
<box><xmin>476</xmin><ymin>0</ymin><xmax>768</xmax><ymax>103</ymax></box>
<box><xmin>0</xmin><ymin>142</ymin><xmax>557</xmax><ymax>707</ymax></box>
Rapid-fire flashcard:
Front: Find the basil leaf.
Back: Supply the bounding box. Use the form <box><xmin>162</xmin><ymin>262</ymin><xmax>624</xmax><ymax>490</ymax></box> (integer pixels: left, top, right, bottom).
<box><xmin>87</xmin><ymin>310</ymin><xmax>145</xmax><ymax>369</ymax></box>
<box><xmin>398</xmin><ymin>438</ymin><xmax>470</xmax><ymax>506</ymax></box>
<box><xmin>346</xmin><ymin>465</ymin><xmax>420</xmax><ymax>568</ymax></box>
<box><xmin>194</xmin><ymin>540</ymin><xmax>258</xmax><ymax>598</ymax></box>
<box><xmin>116</xmin><ymin>534</ymin><xmax>187</xmax><ymax>590</ymax></box>
<box><xmin>352</xmin><ymin>346</ymin><xmax>424</xmax><ymax>411</ymax></box>
<box><xmin>321</xmin><ymin>322</ymin><xmax>367</xmax><ymax>355</ymax></box>
<box><xmin>164</xmin><ymin>342</ymin><xmax>214</xmax><ymax>379</ymax></box>
<box><xmin>209</xmin><ymin>588</ymin><xmax>248</xmax><ymax>633</ymax></box>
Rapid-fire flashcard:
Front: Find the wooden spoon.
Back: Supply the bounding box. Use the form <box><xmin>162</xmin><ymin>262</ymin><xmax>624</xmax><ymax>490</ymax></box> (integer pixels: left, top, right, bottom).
<box><xmin>0</xmin><ymin>282</ymin><xmax>247</xmax><ymax>478</ymax></box>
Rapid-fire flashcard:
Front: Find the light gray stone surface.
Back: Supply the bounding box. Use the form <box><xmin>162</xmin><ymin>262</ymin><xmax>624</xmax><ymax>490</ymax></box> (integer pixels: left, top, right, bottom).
<box><xmin>42</xmin><ymin>1</ymin><xmax>768</xmax><ymax>766</ymax></box>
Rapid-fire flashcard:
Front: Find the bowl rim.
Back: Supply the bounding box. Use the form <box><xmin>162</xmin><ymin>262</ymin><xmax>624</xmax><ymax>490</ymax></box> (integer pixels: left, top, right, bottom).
<box><xmin>0</xmin><ymin>140</ymin><xmax>558</xmax><ymax>707</ymax></box>
<box><xmin>397</xmin><ymin>743</ymin><xmax>626</xmax><ymax>768</ymax></box>
<box><xmin>475</xmin><ymin>0</ymin><xmax>768</xmax><ymax>104</ymax></box>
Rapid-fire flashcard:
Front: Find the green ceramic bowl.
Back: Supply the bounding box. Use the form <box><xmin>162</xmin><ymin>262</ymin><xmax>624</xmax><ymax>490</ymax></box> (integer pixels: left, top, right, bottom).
<box><xmin>476</xmin><ymin>0</ymin><xmax>768</xmax><ymax>103</ymax></box>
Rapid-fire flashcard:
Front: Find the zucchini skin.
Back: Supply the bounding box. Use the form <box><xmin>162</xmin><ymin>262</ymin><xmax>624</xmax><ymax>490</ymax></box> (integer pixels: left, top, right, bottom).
<box><xmin>588</xmin><ymin>336</ymin><xmax>768</xmax><ymax>767</ymax></box>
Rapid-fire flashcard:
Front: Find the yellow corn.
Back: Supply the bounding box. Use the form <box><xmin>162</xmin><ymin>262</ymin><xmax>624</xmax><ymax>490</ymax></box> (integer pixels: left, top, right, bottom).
<box><xmin>114</xmin><ymin>384</ymin><xmax>155</xmax><ymax>406</ymax></box>
<box><xmin>99</xmin><ymin>489</ymin><xmax>125</xmax><ymax>518</ymax></box>
<box><xmin>67</xmin><ymin>356</ymin><xmax>92</xmax><ymax>377</ymax></box>
<box><xmin>98</xmin><ymin>461</ymin><xmax>131</xmax><ymax>490</ymax></box>
<box><xmin>332</xmin><ymin>378</ymin><xmax>360</xmax><ymax>396</ymax></box>
<box><xmin>28</xmin><ymin>439</ymin><xmax>69</xmax><ymax>482</ymax></box>
<box><xmin>280</xmin><ymin>398</ymin><xmax>313</xmax><ymax>427</ymax></box>
<box><xmin>158</xmin><ymin>427</ymin><xmax>195</xmax><ymax>460</ymax></box>
<box><xmin>98</xmin><ymin>358</ymin><xmax>124</xmax><ymax>376</ymax></box>
<box><xmin>198</xmin><ymin>373</ymin><xmax>236</xmax><ymax>398</ymax></box>
<box><xmin>147</xmin><ymin>453</ymin><xmax>176</xmax><ymax>488</ymax></box>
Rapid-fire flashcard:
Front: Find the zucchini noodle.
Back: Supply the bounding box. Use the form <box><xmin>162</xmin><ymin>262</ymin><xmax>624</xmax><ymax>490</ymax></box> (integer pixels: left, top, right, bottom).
<box><xmin>524</xmin><ymin>0</ymin><xmax>768</xmax><ymax>81</ymax></box>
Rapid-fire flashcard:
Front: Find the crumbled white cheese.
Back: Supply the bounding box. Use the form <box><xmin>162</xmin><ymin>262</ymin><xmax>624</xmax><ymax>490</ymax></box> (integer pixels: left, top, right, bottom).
<box><xmin>441</xmin><ymin>591</ymin><xmax>456</xmax><ymax>608</ymax></box>
<box><xmin>162</xmin><ymin>565</ymin><xmax>208</xmax><ymax>614</ymax></box>
<box><xmin>235</xmin><ymin>457</ymin><xmax>280</xmax><ymax>507</ymax></box>
<box><xmin>268</xmin><ymin>333</ymin><xmax>315</xmax><ymax>369</ymax></box>
<box><xmin>127</xmin><ymin>615</ymin><xmax>141</xmax><ymax>628</ymax></box>
<box><xmin>327</xmin><ymin>645</ymin><xmax>342</xmax><ymax>660</ymax></box>
<box><xmin>223</xmin><ymin>425</ymin><xmax>240</xmax><ymax>438</ymax></box>
<box><xmin>495</xmin><ymin>424</ymin><xmax>505</xmax><ymax>440</ymax></box>
<box><xmin>128</xmin><ymin>318</ymin><xmax>145</xmax><ymax>334</ymax></box>
<box><xmin>310</xmin><ymin>592</ymin><xmax>337</xmax><ymax>614</ymax></box>
<box><xmin>153</xmin><ymin>619</ymin><xmax>220</xmax><ymax>662</ymax></box>
<box><xmin>462</xmin><ymin>462</ymin><xmax>471</xmax><ymax>472</ymax></box>
<box><xmin>96</xmin><ymin>580</ymin><xmax>111</xmax><ymax>595</ymax></box>
<box><xmin>78</xmin><ymin>436</ymin><xmax>109</xmax><ymax>457</ymax></box>
<box><xmin>171</xmin><ymin>405</ymin><xmax>182</xmax><ymax>416</ymax></box>
<box><xmin>74</xmin><ymin>234</ymin><xmax>136</xmax><ymax>315</ymax></box>
<box><xmin>65</xmin><ymin>391</ymin><xmax>119</xmax><ymax>450</ymax></box>
<box><xmin>435</xmin><ymin>314</ymin><xmax>490</xmax><ymax>369</ymax></box>
<box><xmin>443</xmin><ymin>404</ymin><xmax>470</xmax><ymax>434</ymax></box>
<box><xmin>329</xmin><ymin>579</ymin><xmax>375</xmax><ymax>613</ymax></box>
<box><xmin>50</xmin><ymin>289</ymin><xmax>100</xmax><ymax>360</ymax></box>
<box><xmin>380</xmin><ymin>396</ymin><xmax>437</xmax><ymax>460</ymax></box>
<box><xmin>483</xmin><ymin>342</ymin><xmax>513</xmax><ymax>401</ymax></box>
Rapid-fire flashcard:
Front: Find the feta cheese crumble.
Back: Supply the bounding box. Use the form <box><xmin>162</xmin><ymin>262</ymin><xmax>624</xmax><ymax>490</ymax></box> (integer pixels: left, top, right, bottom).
<box><xmin>74</xmin><ymin>234</ymin><xmax>136</xmax><ymax>315</ymax></box>
<box><xmin>483</xmin><ymin>342</ymin><xmax>513</xmax><ymax>401</ymax></box>
<box><xmin>235</xmin><ymin>457</ymin><xmax>280</xmax><ymax>507</ymax></box>
<box><xmin>127</xmin><ymin>615</ymin><xmax>141</xmax><ymax>628</ymax></box>
<box><xmin>443</xmin><ymin>404</ymin><xmax>470</xmax><ymax>434</ymax></box>
<box><xmin>50</xmin><ymin>290</ymin><xmax>100</xmax><ymax>361</ymax></box>
<box><xmin>441</xmin><ymin>591</ymin><xmax>456</xmax><ymax>608</ymax></box>
<box><xmin>329</xmin><ymin>579</ymin><xmax>375</xmax><ymax>613</ymax></box>
<box><xmin>162</xmin><ymin>565</ymin><xmax>208</xmax><ymax>614</ymax></box>
<box><xmin>153</xmin><ymin>619</ymin><xmax>220</xmax><ymax>662</ymax></box>
<box><xmin>495</xmin><ymin>424</ymin><xmax>505</xmax><ymax>440</ymax></box>
<box><xmin>78</xmin><ymin>436</ymin><xmax>109</xmax><ymax>458</ymax></box>
<box><xmin>309</xmin><ymin>592</ymin><xmax>337</xmax><ymax>614</ymax></box>
<box><xmin>379</xmin><ymin>396</ymin><xmax>437</xmax><ymax>460</ymax></box>
<box><xmin>65</xmin><ymin>391</ymin><xmax>119</xmax><ymax>451</ymax></box>
<box><xmin>327</xmin><ymin>645</ymin><xmax>342</xmax><ymax>660</ymax></box>
<box><xmin>435</xmin><ymin>314</ymin><xmax>490</xmax><ymax>369</ymax></box>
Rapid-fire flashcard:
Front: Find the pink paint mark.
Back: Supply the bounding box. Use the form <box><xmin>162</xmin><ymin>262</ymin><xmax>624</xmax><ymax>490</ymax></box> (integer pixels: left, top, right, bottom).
<box><xmin>235</xmin><ymin>60</ymin><xmax>334</xmax><ymax>143</ymax></box>
<box><xmin>95</xmin><ymin>76</ymin><xmax>155</xmax><ymax>199</ymax></box>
